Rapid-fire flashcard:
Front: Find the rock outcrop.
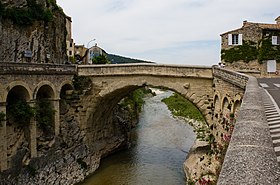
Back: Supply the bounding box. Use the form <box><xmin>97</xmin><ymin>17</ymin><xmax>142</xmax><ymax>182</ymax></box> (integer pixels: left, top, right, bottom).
<box><xmin>0</xmin><ymin>0</ymin><xmax>67</xmax><ymax>64</ymax></box>
<box><xmin>0</xmin><ymin>90</ymin><xmax>137</xmax><ymax>185</ymax></box>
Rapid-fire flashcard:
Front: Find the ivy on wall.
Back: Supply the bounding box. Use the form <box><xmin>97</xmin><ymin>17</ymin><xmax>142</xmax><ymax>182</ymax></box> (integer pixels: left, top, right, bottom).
<box><xmin>258</xmin><ymin>37</ymin><xmax>280</xmax><ymax>62</ymax></box>
<box><xmin>221</xmin><ymin>41</ymin><xmax>258</xmax><ymax>63</ymax></box>
<box><xmin>222</xmin><ymin>34</ymin><xmax>280</xmax><ymax>64</ymax></box>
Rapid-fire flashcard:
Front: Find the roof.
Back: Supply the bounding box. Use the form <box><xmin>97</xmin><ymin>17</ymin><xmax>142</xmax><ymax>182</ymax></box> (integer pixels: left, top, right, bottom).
<box><xmin>221</xmin><ymin>19</ymin><xmax>280</xmax><ymax>36</ymax></box>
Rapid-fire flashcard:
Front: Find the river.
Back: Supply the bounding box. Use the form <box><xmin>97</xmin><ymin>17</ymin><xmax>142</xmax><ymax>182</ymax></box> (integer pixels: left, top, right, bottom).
<box><xmin>80</xmin><ymin>90</ymin><xmax>196</xmax><ymax>185</ymax></box>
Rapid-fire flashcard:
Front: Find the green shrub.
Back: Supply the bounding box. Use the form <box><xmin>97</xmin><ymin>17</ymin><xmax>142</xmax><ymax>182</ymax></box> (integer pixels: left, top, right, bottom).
<box><xmin>36</xmin><ymin>99</ymin><xmax>55</xmax><ymax>131</ymax></box>
<box><xmin>92</xmin><ymin>55</ymin><xmax>110</xmax><ymax>64</ymax></box>
<box><xmin>72</xmin><ymin>75</ymin><xmax>92</xmax><ymax>92</ymax></box>
<box><xmin>7</xmin><ymin>101</ymin><xmax>35</xmax><ymax>125</ymax></box>
<box><xmin>0</xmin><ymin>0</ymin><xmax>54</xmax><ymax>26</ymax></box>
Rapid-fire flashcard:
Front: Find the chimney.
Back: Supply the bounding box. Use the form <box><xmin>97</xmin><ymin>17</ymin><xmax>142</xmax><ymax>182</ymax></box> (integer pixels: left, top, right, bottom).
<box><xmin>275</xmin><ymin>16</ymin><xmax>280</xmax><ymax>24</ymax></box>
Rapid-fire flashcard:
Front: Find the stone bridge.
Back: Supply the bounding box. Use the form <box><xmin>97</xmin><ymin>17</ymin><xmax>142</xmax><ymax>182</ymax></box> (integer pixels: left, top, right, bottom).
<box><xmin>0</xmin><ymin>62</ymin><xmax>279</xmax><ymax>184</ymax></box>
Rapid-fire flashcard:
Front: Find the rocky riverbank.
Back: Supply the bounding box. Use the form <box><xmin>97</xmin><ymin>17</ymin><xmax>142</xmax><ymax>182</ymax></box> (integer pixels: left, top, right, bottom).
<box><xmin>162</xmin><ymin>93</ymin><xmax>234</xmax><ymax>185</ymax></box>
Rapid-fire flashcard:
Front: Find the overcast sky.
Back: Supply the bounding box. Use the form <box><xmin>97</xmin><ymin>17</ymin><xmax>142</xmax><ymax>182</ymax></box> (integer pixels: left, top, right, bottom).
<box><xmin>56</xmin><ymin>0</ymin><xmax>280</xmax><ymax>65</ymax></box>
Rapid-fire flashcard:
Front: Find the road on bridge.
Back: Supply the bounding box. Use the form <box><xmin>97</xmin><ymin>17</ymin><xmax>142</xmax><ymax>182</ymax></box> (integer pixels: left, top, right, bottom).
<box><xmin>258</xmin><ymin>78</ymin><xmax>280</xmax><ymax>164</ymax></box>
<box><xmin>259</xmin><ymin>78</ymin><xmax>280</xmax><ymax>108</ymax></box>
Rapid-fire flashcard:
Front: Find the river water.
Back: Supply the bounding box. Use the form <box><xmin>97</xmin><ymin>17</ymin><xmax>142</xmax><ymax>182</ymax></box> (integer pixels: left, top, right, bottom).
<box><xmin>80</xmin><ymin>90</ymin><xmax>196</xmax><ymax>185</ymax></box>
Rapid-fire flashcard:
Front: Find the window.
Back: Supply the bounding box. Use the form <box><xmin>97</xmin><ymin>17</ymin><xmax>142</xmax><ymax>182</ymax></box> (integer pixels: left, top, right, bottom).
<box><xmin>69</xmin><ymin>51</ymin><xmax>72</xmax><ymax>56</ymax></box>
<box><xmin>272</xmin><ymin>36</ymin><xmax>280</xmax><ymax>45</ymax></box>
<box><xmin>228</xmin><ymin>34</ymin><xmax>242</xmax><ymax>46</ymax></box>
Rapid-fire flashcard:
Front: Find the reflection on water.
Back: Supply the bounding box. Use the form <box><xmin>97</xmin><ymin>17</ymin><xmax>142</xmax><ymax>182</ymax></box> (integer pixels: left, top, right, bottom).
<box><xmin>80</xmin><ymin>90</ymin><xmax>196</xmax><ymax>185</ymax></box>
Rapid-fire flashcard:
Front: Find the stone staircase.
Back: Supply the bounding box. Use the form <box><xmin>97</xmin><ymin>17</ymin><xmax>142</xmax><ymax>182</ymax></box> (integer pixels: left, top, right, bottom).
<box><xmin>262</xmin><ymin>89</ymin><xmax>280</xmax><ymax>165</ymax></box>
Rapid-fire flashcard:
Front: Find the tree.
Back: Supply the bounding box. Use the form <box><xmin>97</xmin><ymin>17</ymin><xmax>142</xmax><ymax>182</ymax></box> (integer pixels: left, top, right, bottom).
<box><xmin>92</xmin><ymin>55</ymin><xmax>110</xmax><ymax>64</ymax></box>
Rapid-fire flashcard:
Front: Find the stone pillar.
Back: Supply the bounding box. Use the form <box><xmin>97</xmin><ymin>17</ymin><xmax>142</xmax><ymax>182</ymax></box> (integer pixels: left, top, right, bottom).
<box><xmin>28</xmin><ymin>101</ymin><xmax>37</xmax><ymax>158</ymax></box>
<box><xmin>52</xmin><ymin>99</ymin><xmax>60</xmax><ymax>136</ymax></box>
<box><xmin>0</xmin><ymin>102</ymin><xmax>7</xmax><ymax>171</ymax></box>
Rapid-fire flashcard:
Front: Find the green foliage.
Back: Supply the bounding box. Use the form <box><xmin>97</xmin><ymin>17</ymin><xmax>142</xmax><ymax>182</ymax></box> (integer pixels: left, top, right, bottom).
<box><xmin>222</xmin><ymin>36</ymin><xmax>280</xmax><ymax>64</ymax></box>
<box><xmin>221</xmin><ymin>41</ymin><xmax>258</xmax><ymax>63</ymax></box>
<box><xmin>0</xmin><ymin>112</ymin><xmax>5</xmax><ymax>122</ymax></box>
<box><xmin>162</xmin><ymin>93</ymin><xmax>205</xmax><ymax>122</ymax></box>
<box><xmin>258</xmin><ymin>37</ymin><xmax>280</xmax><ymax>63</ymax></box>
<box><xmin>92</xmin><ymin>55</ymin><xmax>110</xmax><ymax>64</ymax></box>
<box><xmin>68</xmin><ymin>56</ymin><xmax>76</xmax><ymax>63</ymax></box>
<box><xmin>119</xmin><ymin>88</ymin><xmax>147</xmax><ymax>118</ymax></box>
<box><xmin>36</xmin><ymin>99</ymin><xmax>55</xmax><ymax>131</ymax></box>
<box><xmin>8</xmin><ymin>101</ymin><xmax>35</xmax><ymax>125</ymax></box>
<box><xmin>0</xmin><ymin>0</ymin><xmax>54</xmax><ymax>26</ymax></box>
<box><xmin>72</xmin><ymin>75</ymin><xmax>92</xmax><ymax>92</ymax></box>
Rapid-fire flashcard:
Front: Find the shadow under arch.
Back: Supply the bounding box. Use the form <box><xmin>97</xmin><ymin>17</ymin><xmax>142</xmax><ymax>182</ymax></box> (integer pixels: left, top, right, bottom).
<box><xmin>34</xmin><ymin>81</ymin><xmax>57</xmax><ymax>100</ymax></box>
<box><xmin>34</xmin><ymin>83</ymin><xmax>57</xmax><ymax>147</ymax></box>
<box><xmin>59</xmin><ymin>82</ymin><xmax>74</xmax><ymax>115</ymax></box>
<box><xmin>4</xmin><ymin>81</ymin><xmax>32</xmax><ymax>103</ymax></box>
<box><xmin>5</xmin><ymin>84</ymin><xmax>32</xmax><ymax>168</ymax></box>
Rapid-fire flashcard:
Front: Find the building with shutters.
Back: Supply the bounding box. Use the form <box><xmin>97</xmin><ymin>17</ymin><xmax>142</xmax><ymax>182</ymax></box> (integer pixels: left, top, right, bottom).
<box><xmin>66</xmin><ymin>16</ymin><xmax>75</xmax><ymax>63</ymax></box>
<box><xmin>220</xmin><ymin>16</ymin><xmax>280</xmax><ymax>77</ymax></box>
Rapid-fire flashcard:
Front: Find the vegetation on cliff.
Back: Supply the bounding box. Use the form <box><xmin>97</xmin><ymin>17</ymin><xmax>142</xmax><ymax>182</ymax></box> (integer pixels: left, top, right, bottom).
<box><xmin>7</xmin><ymin>101</ymin><xmax>35</xmax><ymax>125</ymax></box>
<box><xmin>162</xmin><ymin>93</ymin><xmax>234</xmax><ymax>185</ymax></box>
<box><xmin>119</xmin><ymin>88</ymin><xmax>154</xmax><ymax>119</ymax></box>
<box><xmin>0</xmin><ymin>0</ymin><xmax>61</xmax><ymax>26</ymax></box>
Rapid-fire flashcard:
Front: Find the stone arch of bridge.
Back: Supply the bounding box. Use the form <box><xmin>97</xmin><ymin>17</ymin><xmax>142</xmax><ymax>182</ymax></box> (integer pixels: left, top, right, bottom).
<box><xmin>4</xmin><ymin>81</ymin><xmax>32</xmax><ymax>103</ymax></box>
<box><xmin>82</xmin><ymin>76</ymin><xmax>213</xmax><ymax>147</ymax></box>
<box><xmin>59</xmin><ymin>80</ymin><xmax>74</xmax><ymax>94</ymax></box>
<box><xmin>5</xmin><ymin>83</ymin><xmax>33</xmax><ymax>168</ymax></box>
<box><xmin>34</xmin><ymin>81</ymin><xmax>57</xmax><ymax>100</ymax></box>
<box><xmin>232</xmin><ymin>94</ymin><xmax>242</xmax><ymax>116</ymax></box>
<box><xmin>221</xmin><ymin>96</ymin><xmax>231</xmax><ymax>117</ymax></box>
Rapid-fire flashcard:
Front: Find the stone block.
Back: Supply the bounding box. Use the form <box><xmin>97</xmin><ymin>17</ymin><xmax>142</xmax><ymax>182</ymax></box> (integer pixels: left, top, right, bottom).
<box><xmin>218</xmin><ymin>146</ymin><xmax>280</xmax><ymax>185</ymax></box>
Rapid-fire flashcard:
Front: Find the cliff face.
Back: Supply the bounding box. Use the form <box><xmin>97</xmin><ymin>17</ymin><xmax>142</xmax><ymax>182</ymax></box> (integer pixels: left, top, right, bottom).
<box><xmin>0</xmin><ymin>0</ymin><xmax>67</xmax><ymax>64</ymax></box>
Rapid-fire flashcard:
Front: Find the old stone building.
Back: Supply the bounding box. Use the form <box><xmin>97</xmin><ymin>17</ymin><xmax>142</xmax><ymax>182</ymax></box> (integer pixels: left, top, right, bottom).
<box><xmin>66</xmin><ymin>16</ymin><xmax>75</xmax><ymax>62</ymax></box>
<box><xmin>220</xmin><ymin>16</ymin><xmax>280</xmax><ymax>77</ymax></box>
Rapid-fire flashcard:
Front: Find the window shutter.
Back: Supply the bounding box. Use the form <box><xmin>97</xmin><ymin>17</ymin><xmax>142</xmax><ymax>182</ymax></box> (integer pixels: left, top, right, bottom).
<box><xmin>228</xmin><ymin>34</ymin><xmax>232</xmax><ymax>45</ymax></box>
<box><xmin>238</xmin><ymin>34</ymin><xmax>243</xmax><ymax>45</ymax></box>
<box><xmin>272</xmin><ymin>36</ymin><xmax>278</xmax><ymax>45</ymax></box>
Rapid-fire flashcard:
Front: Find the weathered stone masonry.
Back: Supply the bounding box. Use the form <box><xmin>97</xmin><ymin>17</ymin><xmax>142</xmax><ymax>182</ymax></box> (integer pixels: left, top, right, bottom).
<box><xmin>0</xmin><ymin>63</ymin><xmax>76</xmax><ymax>171</ymax></box>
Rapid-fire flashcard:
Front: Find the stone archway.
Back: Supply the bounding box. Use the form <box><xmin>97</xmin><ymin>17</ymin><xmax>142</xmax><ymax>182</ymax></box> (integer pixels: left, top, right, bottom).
<box><xmin>59</xmin><ymin>82</ymin><xmax>74</xmax><ymax>115</ymax></box>
<box><xmin>79</xmin><ymin>75</ymin><xmax>213</xmax><ymax>151</ymax></box>
<box><xmin>5</xmin><ymin>84</ymin><xmax>33</xmax><ymax>169</ymax></box>
<box><xmin>35</xmin><ymin>84</ymin><xmax>56</xmax><ymax>154</ymax></box>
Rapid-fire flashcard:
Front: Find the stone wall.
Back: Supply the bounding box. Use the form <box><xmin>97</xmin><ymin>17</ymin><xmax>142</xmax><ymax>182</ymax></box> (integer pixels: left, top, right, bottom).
<box><xmin>0</xmin><ymin>87</ymin><xmax>136</xmax><ymax>185</ymax></box>
<box><xmin>0</xmin><ymin>0</ymin><xmax>67</xmax><ymax>64</ymax></box>
<box><xmin>183</xmin><ymin>67</ymin><xmax>247</xmax><ymax>184</ymax></box>
<box><xmin>221</xmin><ymin>24</ymin><xmax>262</xmax><ymax>50</ymax></box>
<box><xmin>217</xmin><ymin>77</ymin><xmax>280</xmax><ymax>184</ymax></box>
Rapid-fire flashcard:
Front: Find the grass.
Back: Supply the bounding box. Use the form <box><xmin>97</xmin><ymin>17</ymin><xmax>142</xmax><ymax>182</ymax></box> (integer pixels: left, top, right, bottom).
<box><xmin>162</xmin><ymin>93</ymin><xmax>205</xmax><ymax>122</ymax></box>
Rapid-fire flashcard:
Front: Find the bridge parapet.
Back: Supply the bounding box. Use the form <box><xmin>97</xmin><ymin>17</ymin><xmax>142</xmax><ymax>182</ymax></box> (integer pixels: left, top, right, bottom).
<box><xmin>78</xmin><ymin>63</ymin><xmax>213</xmax><ymax>78</ymax></box>
<box><xmin>213</xmin><ymin>66</ymin><xmax>249</xmax><ymax>89</ymax></box>
<box><xmin>0</xmin><ymin>62</ymin><xmax>77</xmax><ymax>75</ymax></box>
<box><xmin>218</xmin><ymin>76</ymin><xmax>280</xmax><ymax>184</ymax></box>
